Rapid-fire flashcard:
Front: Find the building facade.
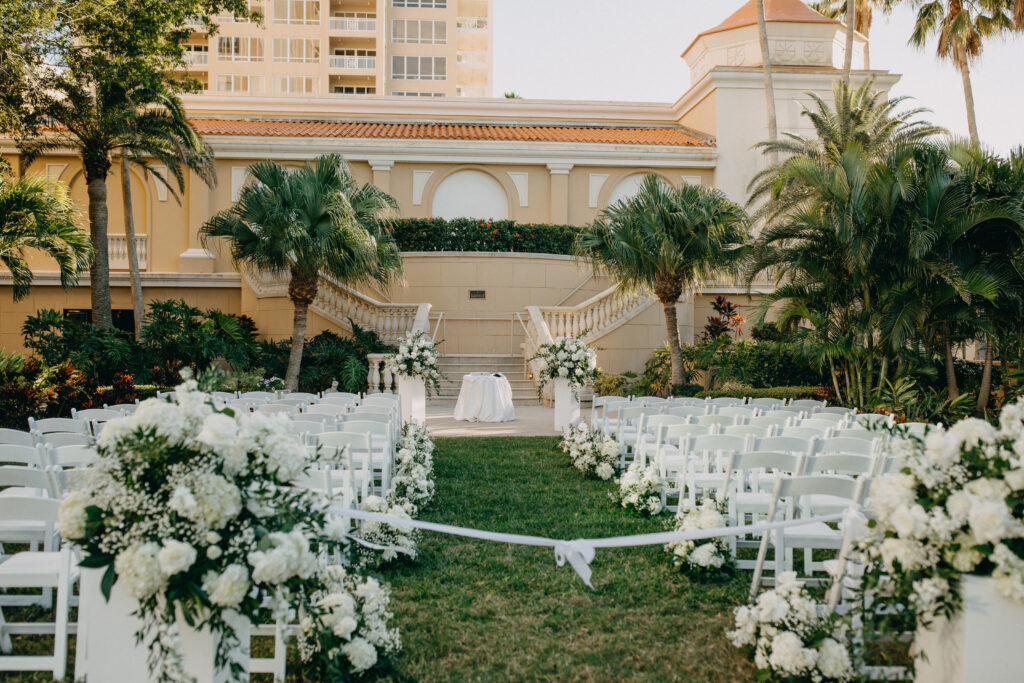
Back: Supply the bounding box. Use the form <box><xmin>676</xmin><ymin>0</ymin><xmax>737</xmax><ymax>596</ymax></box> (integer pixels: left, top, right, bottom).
<box><xmin>1</xmin><ymin>0</ymin><xmax>891</xmax><ymax>374</ymax></box>
<box><xmin>182</xmin><ymin>0</ymin><xmax>493</xmax><ymax>98</ymax></box>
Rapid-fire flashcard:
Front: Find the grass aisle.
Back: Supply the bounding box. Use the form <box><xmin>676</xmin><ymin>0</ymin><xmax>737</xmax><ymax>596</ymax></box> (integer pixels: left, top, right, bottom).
<box><xmin>369</xmin><ymin>437</ymin><xmax>756</xmax><ymax>682</ymax></box>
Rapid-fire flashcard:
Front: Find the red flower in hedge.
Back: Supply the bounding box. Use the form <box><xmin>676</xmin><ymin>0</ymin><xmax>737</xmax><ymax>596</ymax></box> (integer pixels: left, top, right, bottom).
<box><xmin>492</xmin><ymin>229</ymin><xmax>497</xmax><ymax>235</ymax></box>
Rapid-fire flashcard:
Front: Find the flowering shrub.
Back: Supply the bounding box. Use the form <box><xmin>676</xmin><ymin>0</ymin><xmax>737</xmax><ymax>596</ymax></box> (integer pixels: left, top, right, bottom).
<box><xmin>532</xmin><ymin>336</ymin><xmax>597</xmax><ymax>397</ymax></box>
<box><xmin>387</xmin><ymin>217</ymin><xmax>579</xmax><ymax>255</ymax></box>
<box><xmin>390</xmin><ymin>423</ymin><xmax>435</xmax><ymax>513</ymax></box>
<box><xmin>728</xmin><ymin>572</ymin><xmax>854</xmax><ymax>682</ymax></box>
<box><xmin>559</xmin><ymin>422</ymin><xmax>618</xmax><ymax>480</ymax></box>
<box><xmin>58</xmin><ymin>379</ymin><xmax>399</xmax><ymax>680</ymax></box>
<box><xmin>351</xmin><ymin>495</ymin><xmax>421</xmax><ymax>570</ymax></box>
<box><xmin>384</xmin><ymin>331</ymin><xmax>442</xmax><ymax>395</ymax></box>
<box><xmin>665</xmin><ymin>498</ymin><xmax>735</xmax><ymax>582</ymax></box>
<box><xmin>855</xmin><ymin>400</ymin><xmax>1024</xmax><ymax>627</ymax></box>
<box><xmin>612</xmin><ymin>462</ymin><xmax>664</xmax><ymax>516</ymax></box>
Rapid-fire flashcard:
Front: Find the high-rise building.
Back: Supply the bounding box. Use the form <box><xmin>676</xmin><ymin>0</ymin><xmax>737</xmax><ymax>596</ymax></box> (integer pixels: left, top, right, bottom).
<box><xmin>181</xmin><ymin>0</ymin><xmax>492</xmax><ymax>98</ymax></box>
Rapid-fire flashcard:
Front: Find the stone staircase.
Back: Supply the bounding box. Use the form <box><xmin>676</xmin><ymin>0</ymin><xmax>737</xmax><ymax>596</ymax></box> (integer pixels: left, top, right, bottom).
<box><xmin>431</xmin><ymin>355</ymin><xmax>540</xmax><ymax>405</ymax></box>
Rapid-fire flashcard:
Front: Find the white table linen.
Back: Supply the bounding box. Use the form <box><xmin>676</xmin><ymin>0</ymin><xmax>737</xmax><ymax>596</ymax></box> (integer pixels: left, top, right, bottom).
<box><xmin>453</xmin><ymin>373</ymin><xmax>516</xmax><ymax>422</ymax></box>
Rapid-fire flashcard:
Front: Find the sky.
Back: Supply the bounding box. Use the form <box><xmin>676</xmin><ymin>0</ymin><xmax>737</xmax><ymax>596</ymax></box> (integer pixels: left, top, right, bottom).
<box><xmin>492</xmin><ymin>0</ymin><xmax>1024</xmax><ymax>155</ymax></box>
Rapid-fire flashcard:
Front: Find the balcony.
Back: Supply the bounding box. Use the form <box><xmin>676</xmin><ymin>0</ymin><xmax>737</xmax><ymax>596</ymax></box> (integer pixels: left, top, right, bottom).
<box><xmin>183</xmin><ymin>51</ymin><xmax>209</xmax><ymax>66</ymax></box>
<box><xmin>329</xmin><ymin>16</ymin><xmax>376</xmax><ymax>32</ymax></box>
<box><xmin>329</xmin><ymin>55</ymin><xmax>376</xmax><ymax>70</ymax></box>
<box><xmin>456</xmin><ymin>17</ymin><xmax>488</xmax><ymax>31</ymax></box>
<box><xmin>108</xmin><ymin>235</ymin><xmax>148</xmax><ymax>270</ymax></box>
<box><xmin>456</xmin><ymin>51</ymin><xmax>486</xmax><ymax>69</ymax></box>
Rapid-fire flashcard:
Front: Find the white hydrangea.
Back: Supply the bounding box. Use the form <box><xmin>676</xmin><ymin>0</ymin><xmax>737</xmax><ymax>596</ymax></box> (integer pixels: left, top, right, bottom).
<box><xmin>341</xmin><ymin>636</ymin><xmax>378</xmax><ymax>673</ymax></box>
<box><xmin>157</xmin><ymin>540</ymin><xmax>197</xmax><ymax>577</ymax></box>
<box><xmin>248</xmin><ymin>528</ymin><xmax>319</xmax><ymax>584</ymax></box>
<box><xmin>57</xmin><ymin>491</ymin><xmax>90</xmax><ymax>540</ymax></box>
<box><xmin>204</xmin><ymin>564</ymin><xmax>250</xmax><ymax>607</ymax></box>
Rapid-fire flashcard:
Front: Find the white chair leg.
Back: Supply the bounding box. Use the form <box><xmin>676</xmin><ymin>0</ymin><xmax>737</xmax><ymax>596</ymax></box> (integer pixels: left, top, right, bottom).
<box><xmin>273</xmin><ymin>621</ymin><xmax>287</xmax><ymax>681</ymax></box>
<box><xmin>0</xmin><ymin>604</ymin><xmax>11</xmax><ymax>653</ymax></box>
<box><xmin>53</xmin><ymin>553</ymin><xmax>71</xmax><ymax>681</ymax></box>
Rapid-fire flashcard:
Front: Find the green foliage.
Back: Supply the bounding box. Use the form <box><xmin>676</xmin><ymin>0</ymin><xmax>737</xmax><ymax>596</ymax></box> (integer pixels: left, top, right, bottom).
<box><xmin>256</xmin><ymin>325</ymin><xmax>393</xmax><ymax>394</ymax></box>
<box><xmin>387</xmin><ymin>217</ymin><xmax>580</xmax><ymax>254</ymax></box>
<box><xmin>713</xmin><ymin>340</ymin><xmax>824</xmax><ymax>389</ymax></box>
<box><xmin>593</xmin><ymin>370</ymin><xmax>638</xmax><ymax>397</ymax></box>
<box><xmin>140</xmin><ymin>299</ymin><xmax>258</xmax><ymax>371</ymax></box>
<box><xmin>22</xmin><ymin>309</ymin><xmax>140</xmax><ymax>384</ymax></box>
<box><xmin>697</xmin><ymin>385</ymin><xmax>823</xmax><ymax>401</ymax></box>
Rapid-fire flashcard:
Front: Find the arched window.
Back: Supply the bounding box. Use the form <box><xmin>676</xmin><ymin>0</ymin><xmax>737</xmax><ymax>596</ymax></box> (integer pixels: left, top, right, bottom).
<box><xmin>607</xmin><ymin>173</ymin><xmax>657</xmax><ymax>207</ymax></box>
<box><xmin>431</xmin><ymin>170</ymin><xmax>509</xmax><ymax>219</ymax></box>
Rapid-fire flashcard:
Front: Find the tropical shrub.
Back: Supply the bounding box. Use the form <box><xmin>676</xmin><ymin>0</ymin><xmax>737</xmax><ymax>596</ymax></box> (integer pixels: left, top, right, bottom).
<box><xmin>697</xmin><ymin>385</ymin><xmax>824</xmax><ymax>401</ymax></box>
<box><xmin>140</xmin><ymin>299</ymin><xmax>259</xmax><ymax>371</ymax></box>
<box><xmin>22</xmin><ymin>309</ymin><xmax>140</xmax><ymax>384</ymax></box>
<box><xmin>593</xmin><ymin>370</ymin><xmax>638</xmax><ymax>397</ymax></box>
<box><xmin>388</xmin><ymin>217</ymin><xmax>580</xmax><ymax>254</ymax></box>
<box><xmin>257</xmin><ymin>327</ymin><xmax>394</xmax><ymax>394</ymax></box>
<box><xmin>714</xmin><ymin>340</ymin><xmax>824</xmax><ymax>389</ymax></box>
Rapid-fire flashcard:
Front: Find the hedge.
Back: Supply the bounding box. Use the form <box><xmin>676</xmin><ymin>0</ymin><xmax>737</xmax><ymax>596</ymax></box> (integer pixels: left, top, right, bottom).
<box><xmin>387</xmin><ymin>217</ymin><xmax>580</xmax><ymax>255</ymax></box>
<box><xmin>696</xmin><ymin>386</ymin><xmax>824</xmax><ymax>400</ymax></box>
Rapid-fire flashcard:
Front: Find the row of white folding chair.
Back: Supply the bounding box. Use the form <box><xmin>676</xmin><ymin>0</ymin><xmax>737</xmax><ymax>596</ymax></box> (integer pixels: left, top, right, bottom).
<box><xmin>0</xmin><ymin>443</ymin><xmax>96</xmax><ymax>472</ymax></box>
<box><xmin>317</xmin><ymin>428</ymin><xmax>390</xmax><ymax>496</ymax></box>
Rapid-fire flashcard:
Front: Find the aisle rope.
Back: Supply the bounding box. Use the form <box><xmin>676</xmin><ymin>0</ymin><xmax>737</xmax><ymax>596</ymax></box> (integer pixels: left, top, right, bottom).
<box><xmin>328</xmin><ymin>506</ymin><xmax>848</xmax><ymax>588</ymax></box>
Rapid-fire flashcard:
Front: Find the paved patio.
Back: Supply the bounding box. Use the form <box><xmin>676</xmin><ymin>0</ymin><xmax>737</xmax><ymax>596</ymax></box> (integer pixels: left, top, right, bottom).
<box><xmin>424</xmin><ymin>404</ymin><xmax>560</xmax><ymax>437</ymax></box>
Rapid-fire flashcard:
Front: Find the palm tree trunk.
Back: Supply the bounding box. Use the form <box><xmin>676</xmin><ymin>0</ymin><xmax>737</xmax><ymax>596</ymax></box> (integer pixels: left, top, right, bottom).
<box><xmin>843</xmin><ymin>0</ymin><xmax>856</xmax><ymax>83</ymax></box>
<box><xmin>944</xmin><ymin>333</ymin><xmax>960</xmax><ymax>399</ymax></box>
<box><xmin>662</xmin><ymin>300</ymin><xmax>685</xmax><ymax>388</ymax></box>
<box><xmin>957</xmin><ymin>55</ymin><xmax>980</xmax><ymax>145</ymax></box>
<box><xmin>828</xmin><ymin>356</ymin><xmax>844</xmax><ymax>405</ymax></box>
<box><xmin>120</xmin><ymin>155</ymin><xmax>145</xmax><ymax>339</ymax></box>
<box><xmin>864</xmin><ymin>38</ymin><xmax>870</xmax><ymax>71</ymax></box>
<box><xmin>86</xmin><ymin>175</ymin><xmax>113</xmax><ymax>330</ymax></box>
<box><xmin>285</xmin><ymin>270</ymin><xmax>319</xmax><ymax>392</ymax></box>
<box><xmin>976</xmin><ymin>335</ymin><xmax>994</xmax><ymax>416</ymax></box>
<box><xmin>755</xmin><ymin>0</ymin><xmax>779</xmax><ymax>163</ymax></box>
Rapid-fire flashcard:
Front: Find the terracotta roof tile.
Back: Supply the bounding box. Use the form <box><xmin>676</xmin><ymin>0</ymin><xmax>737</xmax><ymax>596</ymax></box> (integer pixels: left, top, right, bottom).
<box><xmin>705</xmin><ymin>0</ymin><xmax>837</xmax><ymax>37</ymax></box>
<box><xmin>189</xmin><ymin>119</ymin><xmax>713</xmax><ymax>147</ymax></box>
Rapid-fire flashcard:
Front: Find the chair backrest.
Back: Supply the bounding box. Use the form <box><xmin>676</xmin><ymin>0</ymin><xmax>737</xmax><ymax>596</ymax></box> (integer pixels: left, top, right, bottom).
<box><xmin>805</xmin><ymin>454</ymin><xmax>874</xmax><ymax>476</ymax></box>
<box><xmin>226</xmin><ymin>400</ymin><xmax>260</xmax><ymax>413</ymax></box>
<box><xmin>779</xmin><ymin>426</ymin><xmax>832</xmax><ymax>440</ymax></box>
<box><xmin>322</xmin><ymin>391</ymin><xmax>360</xmax><ymax>400</ymax></box>
<box><xmin>689</xmin><ymin>434</ymin><xmax>748</xmax><ymax>455</ymax></box>
<box><xmin>0</xmin><ymin>443</ymin><xmax>46</xmax><ymax>468</ymax></box>
<box><xmin>104</xmin><ymin>402</ymin><xmax>139</xmax><ymax>415</ymax></box>
<box><xmin>722</xmin><ymin>424</ymin><xmax>772</xmax><ymax>439</ymax></box>
<box><xmin>240</xmin><ymin>391</ymin><xmax>277</xmax><ymax>402</ymax></box>
<box><xmin>764</xmin><ymin>408</ymin><xmax>806</xmax><ymax>420</ymax></box>
<box><xmin>211</xmin><ymin>391</ymin><xmax>238</xmax><ymax>401</ymax></box>
<box><xmin>72</xmin><ymin>408</ymin><xmax>123</xmax><ymax>422</ymax></box>
<box><xmin>718</xmin><ymin>406</ymin><xmax>758</xmax><ymax>420</ymax></box>
<box><xmin>317</xmin><ymin>431</ymin><xmax>364</xmax><ymax>459</ymax></box>
<box><xmin>897</xmin><ymin>422</ymin><xmax>932</xmax><ymax>437</ymax></box>
<box><xmin>635</xmin><ymin>396</ymin><xmax>669</xmax><ymax>407</ymax></box>
<box><xmin>672</xmin><ymin>397</ymin><xmax>707</xmax><ymax>407</ymax></box>
<box><xmin>27</xmin><ymin>417</ymin><xmax>90</xmax><ymax>435</ymax></box>
<box><xmin>353</xmin><ymin>403</ymin><xmax>398</xmax><ymax>418</ymax></box>
<box><xmin>772</xmin><ymin>474</ymin><xmax>865</xmax><ymax>520</ymax></box>
<box><xmin>36</xmin><ymin>432</ymin><xmax>93</xmax><ymax>448</ymax></box>
<box><xmin>664</xmin><ymin>405</ymin><xmax>708</xmax><ymax>419</ymax></box>
<box><xmin>749</xmin><ymin>415</ymin><xmax>792</xmax><ymax>430</ymax></box>
<box><xmin>790</xmin><ymin>399</ymin><xmax>826</xmax><ymax>411</ymax></box>
<box><xmin>752</xmin><ymin>435</ymin><xmax>817</xmax><ymax>456</ymax></box>
<box><xmin>294</xmin><ymin>413</ymin><xmax>338</xmax><ymax>428</ymax></box>
<box><xmin>832</xmin><ymin>428</ymin><xmax>877</xmax><ymax>442</ymax></box>
<box><xmin>593</xmin><ymin>395</ymin><xmax>626</xmax><ymax>408</ymax></box>
<box><xmin>801</xmin><ymin>413</ymin><xmax>847</xmax><ymax>426</ymax></box>
<box><xmin>0</xmin><ymin>465</ymin><xmax>57</xmax><ymax>495</ymax></box>
<box><xmin>818</xmin><ymin>406</ymin><xmax>856</xmax><ymax>417</ymax></box>
<box><xmin>0</xmin><ymin>428</ymin><xmax>35</xmax><ymax>447</ymax></box>
<box><xmin>362</xmin><ymin>394</ymin><xmax>401</xmax><ymax>405</ymax></box>
<box><xmin>288</xmin><ymin>420</ymin><xmax>326</xmax><ymax>437</ymax></box>
<box><xmin>855</xmin><ymin>413</ymin><xmax>894</xmax><ymax>428</ymax></box>
<box><xmin>643</xmin><ymin>415</ymin><xmax>688</xmax><ymax>432</ymax></box>
<box><xmin>747</xmin><ymin>397</ymin><xmax>786</xmax><ymax>409</ymax></box>
<box><xmin>694</xmin><ymin>415</ymin><xmax>738</xmax><ymax>429</ymax></box>
<box><xmin>320</xmin><ymin>394</ymin><xmax>360</xmax><ymax>407</ymax></box>
<box><xmin>342</xmin><ymin>420</ymin><xmax>390</xmax><ymax>438</ymax></box>
<box><xmin>344</xmin><ymin>410</ymin><xmax>392</xmax><ymax>425</ymax></box>
<box><xmin>273</xmin><ymin>398</ymin><xmax>309</xmax><ymax>409</ymax></box>
<box><xmin>708</xmin><ymin>397</ymin><xmax>746</xmax><ymax>407</ymax></box>
<box><xmin>723</xmin><ymin>450</ymin><xmax>807</xmax><ymax>497</ymax></box>
<box><xmin>662</xmin><ymin>423</ymin><xmax>713</xmax><ymax>442</ymax></box>
<box><xmin>48</xmin><ymin>444</ymin><xmax>98</xmax><ymax>468</ymax></box>
<box><xmin>284</xmin><ymin>392</ymin><xmax>320</xmax><ymax>403</ymax></box>
<box><xmin>257</xmin><ymin>404</ymin><xmax>300</xmax><ymax>415</ymax></box>
<box><xmin>0</xmin><ymin>495</ymin><xmax>59</xmax><ymax>524</ymax></box>
<box><xmin>816</xmin><ymin>436</ymin><xmax>877</xmax><ymax>457</ymax></box>
<box><xmin>877</xmin><ymin>455</ymin><xmax>905</xmax><ymax>475</ymax></box>
<box><xmin>306</xmin><ymin>403</ymin><xmax>348</xmax><ymax>417</ymax></box>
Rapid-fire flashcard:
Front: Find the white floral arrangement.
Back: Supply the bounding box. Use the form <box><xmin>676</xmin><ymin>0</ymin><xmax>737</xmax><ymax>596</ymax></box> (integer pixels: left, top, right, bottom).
<box><xmin>728</xmin><ymin>572</ymin><xmax>854</xmax><ymax>682</ymax></box>
<box><xmin>559</xmin><ymin>422</ymin><xmax>619</xmax><ymax>480</ymax></box>
<box><xmin>665</xmin><ymin>498</ymin><xmax>735</xmax><ymax>582</ymax></box>
<box><xmin>351</xmin><ymin>495</ymin><xmax>421</xmax><ymax>570</ymax></box>
<box><xmin>389</xmin><ymin>423</ymin><xmax>435</xmax><ymax>513</ymax></box>
<box><xmin>856</xmin><ymin>400</ymin><xmax>1024</xmax><ymax>626</ymax></box>
<box><xmin>531</xmin><ymin>335</ymin><xmax>597</xmax><ymax>397</ymax></box>
<box><xmin>611</xmin><ymin>462</ymin><xmax>664</xmax><ymax>516</ymax></box>
<box><xmin>384</xmin><ymin>330</ymin><xmax>442</xmax><ymax>395</ymax></box>
<box><xmin>57</xmin><ymin>380</ymin><xmax>399</xmax><ymax>680</ymax></box>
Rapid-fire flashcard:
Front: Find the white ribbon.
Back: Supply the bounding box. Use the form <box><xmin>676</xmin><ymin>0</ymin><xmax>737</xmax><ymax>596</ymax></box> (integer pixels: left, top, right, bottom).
<box><xmin>553</xmin><ymin>540</ymin><xmax>597</xmax><ymax>588</ymax></box>
<box><xmin>329</xmin><ymin>506</ymin><xmax>843</xmax><ymax>588</ymax></box>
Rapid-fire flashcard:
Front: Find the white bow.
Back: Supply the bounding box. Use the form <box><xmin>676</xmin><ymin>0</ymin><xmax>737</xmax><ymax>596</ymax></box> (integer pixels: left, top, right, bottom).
<box><xmin>553</xmin><ymin>539</ymin><xmax>596</xmax><ymax>589</ymax></box>
<box><xmin>840</xmin><ymin>504</ymin><xmax>870</xmax><ymax>543</ymax></box>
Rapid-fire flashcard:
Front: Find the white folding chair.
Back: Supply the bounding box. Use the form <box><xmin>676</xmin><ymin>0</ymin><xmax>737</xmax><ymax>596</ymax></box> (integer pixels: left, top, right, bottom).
<box><xmin>634</xmin><ymin>415</ymin><xmax>689</xmax><ymax>464</ymax></box>
<box><xmin>47</xmin><ymin>444</ymin><xmax>97</xmax><ymax>469</ymax></box>
<box><xmin>797</xmin><ymin>418</ymin><xmax>845</xmax><ymax>433</ymax></box>
<box><xmin>677</xmin><ymin>434</ymin><xmax>749</xmax><ymax>507</ymax></box>
<box><xmin>897</xmin><ymin>422</ymin><xmax>932</xmax><ymax>437</ymax></box>
<box><xmin>257</xmin><ymin>404</ymin><xmax>299</xmax><ymax>416</ymax></box>
<box><xmin>273</xmin><ymin>398</ymin><xmax>309</xmax><ymax>411</ymax></box>
<box><xmin>671</xmin><ymin>397</ymin><xmax>708</xmax><ymax>407</ymax></box>
<box><xmin>790</xmin><ymin>399</ymin><xmax>826</xmax><ymax>412</ymax></box>
<box><xmin>103</xmin><ymin>402</ymin><xmax>139</xmax><ymax>415</ymax></box>
<box><xmin>26</xmin><ymin>418</ymin><xmax>89</xmax><ymax>436</ymax></box>
<box><xmin>341</xmin><ymin>421</ymin><xmax>393</xmax><ymax>493</ymax></box>
<box><xmin>0</xmin><ymin>429</ymin><xmax>35</xmax><ymax>448</ymax></box>
<box><xmin>718</xmin><ymin>406</ymin><xmax>758</xmax><ymax>423</ymax></box>
<box><xmin>751</xmin><ymin>475</ymin><xmax>867</xmax><ymax>595</ymax></box>
<box><xmin>764</xmin><ymin>408</ymin><xmax>807</xmax><ymax>421</ymax></box>
<box><xmin>0</xmin><ymin>497</ymin><xmax>76</xmax><ymax>681</ymax></box>
<box><xmin>722</xmin><ymin>424</ymin><xmax>772</xmax><ymax>440</ymax></box>
<box><xmin>779</xmin><ymin>426</ymin><xmax>833</xmax><ymax>440</ymax></box>
<box><xmin>293</xmin><ymin>413</ymin><xmax>338</xmax><ymax>430</ymax></box>
<box><xmin>320</xmin><ymin>394</ymin><xmax>361</xmax><ymax>408</ymax></box>
<box><xmin>70</xmin><ymin>408</ymin><xmax>121</xmax><ymax>422</ymax></box>
<box><xmin>650</xmin><ymin>423</ymin><xmax>713</xmax><ymax>474</ymax></box>
<box><xmin>210</xmin><ymin>391</ymin><xmax>238</xmax><ymax>401</ymax></box>
<box><xmin>283</xmin><ymin>392</ymin><xmax>320</xmax><ymax>404</ymax></box>
<box><xmin>747</xmin><ymin>397</ymin><xmax>786</xmax><ymax>409</ymax></box>
<box><xmin>316</xmin><ymin>432</ymin><xmax>371</xmax><ymax>502</ymax></box>
<box><xmin>635</xmin><ymin>396</ymin><xmax>670</xmax><ymax>408</ymax></box>
<box><xmin>239</xmin><ymin>391</ymin><xmax>277</xmax><ymax>402</ymax></box>
<box><xmin>803</xmin><ymin>454</ymin><xmax>875</xmax><ymax>515</ymax></box>
<box><xmin>722</xmin><ymin>450</ymin><xmax>808</xmax><ymax>566</ymax></box>
<box><xmin>854</xmin><ymin>413</ymin><xmax>895</xmax><ymax>429</ymax></box>
<box><xmin>35</xmin><ymin>433</ymin><xmax>94</xmax><ymax>449</ymax></box>
<box><xmin>322</xmin><ymin>391</ymin><xmax>360</xmax><ymax>400</ymax></box>
<box><xmin>818</xmin><ymin>406</ymin><xmax>856</xmax><ymax>416</ymax></box>
<box><xmin>751</xmin><ymin>435</ymin><xmax>818</xmax><ymax>457</ymax></box>
<box><xmin>0</xmin><ymin>466</ymin><xmax>60</xmax><ymax>556</ymax></box>
<box><xmin>590</xmin><ymin>395</ymin><xmax>627</xmax><ymax>428</ymax></box>
<box><xmin>707</xmin><ymin>397</ymin><xmax>746</xmax><ymax>408</ymax></box>
<box><xmin>0</xmin><ymin>444</ymin><xmax>47</xmax><ymax>470</ymax></box>
<box><xmin>286</xmin><ymin>420</ymin><xmax>326</xmax><ymax>445</ymax></box>
<box><xmin>597</xmin><ymin>400</ymin><xmax>633</xmax><ymax>436</ymax></box>
<box><xmin>693</xmin><ymin>414</ymin><xmax>737</xmax><ymax>433</ymax></box>
<box><xmin>663</xmin><ymin>405</ymin><xmax>709</xmax><ymax>419</ymax></box>
<box><xmin>226</xmin><ymin>399</ymin><xmax>260</xmax><ymax>414</ymax></box>
<box><xmin>817</xmin><ymin>437</ymin><xmax>878</xmax><ymax>458</ymax></box>
<box><xmin>832</xmin><ymin>427</ymin><xmax>878</xmax><ymax>442</ymax></box>
<box><xmin>748</xmin><ymin>415</ymin><xmax>791</xmax><ymax>433</ymax></box>
<box><xmin>306</xmin><ymin>403</ymin><xmax>349</xmax><ymax>418</ymax></box>
<box><xmin>803</xmin><ymin>413</ymin><xmax>848</xmax><ymax>426</ymax></box>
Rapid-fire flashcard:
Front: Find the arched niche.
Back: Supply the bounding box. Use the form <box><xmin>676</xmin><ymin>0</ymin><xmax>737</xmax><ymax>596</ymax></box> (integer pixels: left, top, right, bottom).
<box><xmin>429</xmin><ymin>169</ymin><xmax>510</xmax><ymax>220</ymax></box>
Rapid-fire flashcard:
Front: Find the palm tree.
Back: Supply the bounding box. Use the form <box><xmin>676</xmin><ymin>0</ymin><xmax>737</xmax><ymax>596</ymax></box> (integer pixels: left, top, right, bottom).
<box><xmin>201</xmin><ymin>155</ymin><xmax>403</xmax><ymax>391</ymax></box>
<box><xmin>748</xmin><ymin>78</ymin><xmax>944</xmax><ymax>227</ymax></box>
<box><xmin>18</xmin><ymin>74</ymin><xmax>212</xmax><ymax>329</ymax></box>
<box><xmin>907</xmin><ymin>0</ymin><xmax>1017</xmax><ymax>145</ymax></box>
<box><xmin>576</xmin><ymin>175</ymin><xmax>749</xmax><ymax>387</ymax></box>
<box><xmin>0</xmin><ymin>171</ymin><xmax>92</xmax><ymax>299</ymax></box>
<box><xmin>755</xmin><ymin>0</ymin><xmax>780</xmax><ymax>163</ymax></box>
<box><xmin>117</xmin><ymin>84</ymin><xmax>215</xmax><ymax>338</ymax></box>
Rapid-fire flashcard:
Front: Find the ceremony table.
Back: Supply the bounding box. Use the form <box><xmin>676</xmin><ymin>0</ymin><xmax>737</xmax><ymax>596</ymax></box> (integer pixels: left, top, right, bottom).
<box><xmin>453</xmin><ymin>373</ymin><xmax>516</xmax><ymax>422</ymax></box>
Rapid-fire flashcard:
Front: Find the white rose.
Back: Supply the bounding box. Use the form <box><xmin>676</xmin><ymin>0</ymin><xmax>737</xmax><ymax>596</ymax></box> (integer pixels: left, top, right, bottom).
<box><xmin>115</xmin><ymin>543</ymin><xmax>166</xmax><ymax>600</ymax></box>
<box><xmin>204</xmin><ymin>564</ymin><xmax>250</xmax><ymax>607</ymax></box>
<box><xmin>158</xmin><ymin>540</ymin><xmax>197</xmax><ymax>576</ymax></box>
<box><xmin>196</xmin><ymin>413</ymin><xmax>239</xmax><ymax>455</ymax></box>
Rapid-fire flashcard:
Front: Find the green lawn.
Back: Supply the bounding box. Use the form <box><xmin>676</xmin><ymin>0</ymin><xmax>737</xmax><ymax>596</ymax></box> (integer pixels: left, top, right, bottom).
<box><xmin>4</xmin><ymin>437</ymin><xmax>756</xmax><ymax>681</ymax></box>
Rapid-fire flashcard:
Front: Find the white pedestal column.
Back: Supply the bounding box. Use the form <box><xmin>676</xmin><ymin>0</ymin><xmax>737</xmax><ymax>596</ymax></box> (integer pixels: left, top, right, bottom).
<box><xmin>78</xmin><ymin>568</ymin><xmax>250</xmax><ymax>683</ymax></box>
<box><xmin>396</xmin><ymin>375</ymin><xmax>426</xmax><ymax>425</ymax></box>
<box><xmin>914</xmin><ymin>575</ymin><xmax>1024</xmax><ymax>683</ymax></box>
<box><xmin>553</xmin><ymin>378</ymin><xmax>580</xmax><ymax>431</ymax></box>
